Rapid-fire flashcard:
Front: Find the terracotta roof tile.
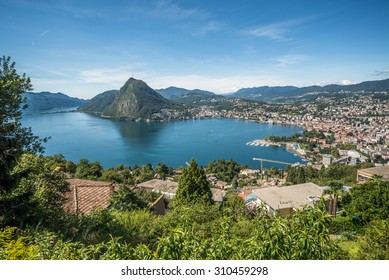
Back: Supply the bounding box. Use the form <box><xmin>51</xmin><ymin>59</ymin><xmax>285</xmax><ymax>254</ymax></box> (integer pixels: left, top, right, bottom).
<box><xmin>64</xmin><ymin>179</ymin><xmax>116</xmax><ymax>215</ymax></box>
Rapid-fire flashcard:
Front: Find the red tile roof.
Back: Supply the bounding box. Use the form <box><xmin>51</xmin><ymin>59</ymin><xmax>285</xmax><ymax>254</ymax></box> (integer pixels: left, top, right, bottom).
<box><xmin>64</xmin><ymin>179</ymin><xmax>116</xmax><ymax>215</ymax></box>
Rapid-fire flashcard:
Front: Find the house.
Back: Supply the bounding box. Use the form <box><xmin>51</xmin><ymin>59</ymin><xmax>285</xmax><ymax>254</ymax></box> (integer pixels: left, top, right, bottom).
<box><xmin>322</xmin><ymin>154</ymin><xmax>333</xmax><ymax>167</ymax></box>
<box><xmin>137</xmin><ymin>179</ymin><xmax>178</xmax><ymax>199</ymax></box>
<box><xmin>64</xmin><ymin>178</ymin><xmax>116</xmax><ymax>215</ymax></box>
<box><xmin>137</xmin><ymin>179</ymin><xmax>225</xmax><ymax>203</ymax></box>
<box><xmin>247</xmin><ymin>182</ymin><xmax>324</xmax><ymax>216</ymax></box>
<box><xmin>210</xmin><ymin>188</ymin><xmax>226</xmax><ymax>203</ymax></box>
<box><xmin>357</xmin><ymin>165</ymin><xmax>389</xmax><ymax>183</ymax></box>
<box><xmin>65</xmin><ymin>178</ymin><xmax>172</xmax><ymax>216</ymax></box>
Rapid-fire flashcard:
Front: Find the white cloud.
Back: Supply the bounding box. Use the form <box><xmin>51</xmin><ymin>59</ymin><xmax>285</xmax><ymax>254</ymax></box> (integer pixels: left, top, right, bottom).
<box><xmin>339</xmin><ymin>79</ymin><xmax>352</xmax><ymax>85</ymax></box>
<box><xmin>152</xmin><ymin>0</ymin><xmax>209</xmax><ymax>21</ymax></box>
<box><xmin>245</xmin><ymin>23</ymin><xmax>287</xmax><ymax>40</ymax></box>
<box><xmin>79</xmin><ymin>64</ymin><xmax>146</xmax><ymax>86</ymax></box>
<box><xmin>276</xmin><ymin>55</ymin><xmax>308</xmax><ymax>66</ymax></box>
<box><xmin>244</xmin><ymin>17</ymin><xmax>311</xmax><ymax>41</ymax></box>
<box><xmin>40</xmin><ymin>29</ymin><xmax>51</xmax><ymax>36</ymax></box>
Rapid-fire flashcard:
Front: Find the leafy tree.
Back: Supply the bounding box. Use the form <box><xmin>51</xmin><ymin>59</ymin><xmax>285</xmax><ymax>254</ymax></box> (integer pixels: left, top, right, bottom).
<box><xmin>174</xmin><ymin>159</ymin><xmax>212</xmax><ymax>207</ymax></box>
<box><xmin>324</xmin><ymin>180</ymin><xmax>344</xmax><ymax>216</ymax></box>
<box><xmin>74</xmin><ymin>159</ymin><xmax>103</xmax><ymax>180</ymax></box>
<box><xmin>0</xmin><ymin>56</ymin><xmax>52</xmax><ymax>227</ymax></box>
<box><xmin>154</xmin><ymin>163</ymin><xmax>173</xmax><ymax>179</ymax></box>
<box><xmin>0</xmin><ymin>55</ymin><xmax>46</xmax><ymax>193</ymax></box>
<box><xmin>205</xmin><ymin>159</ymin><xmax>243</xmax><ymax>182</ymax></box>
<box><xmin>358</xmin><ymin>219</ymin><xmax>389</xmax><ymax>259</ymax></box>
<box><xmin>344</xmin><ymin>180</ymin><xmax>389</xmax><ymax>223</ymax></box>
<box><xmin>8</xmin><ymin>154</ymin><xmax>69</xmax><ymax>228</ymax></box>
<box><xmin>109</xmin><ymin>185</ymin><xmax>147</xmax><ymax>212</ymax></box>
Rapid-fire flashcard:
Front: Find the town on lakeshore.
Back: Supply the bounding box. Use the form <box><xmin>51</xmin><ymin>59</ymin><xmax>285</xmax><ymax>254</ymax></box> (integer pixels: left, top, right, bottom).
<box><xmin>40</xmin><ymin>76</ymin><xmax>389</xmax><ymax>219</ymax></box>
<box><xmin>4</xmin><ymin>0</ymin><xmax>389</xmax><ymax>269</ymax></box>
<box><xmin>5</xmin><ymin>68</ymin><xmax>388</xmax><ymax>262</ymax></box>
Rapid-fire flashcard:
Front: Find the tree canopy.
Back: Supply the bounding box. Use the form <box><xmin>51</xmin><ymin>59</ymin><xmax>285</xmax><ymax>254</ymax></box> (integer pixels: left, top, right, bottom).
<box><xmin>0</xmin><ymin>56</ymin><xmax>46</xmax><ymax>194</ymax></box>
<box><xmin>174</xmin><ymin>159</ymin><xmax>212</xmax><ymax>207</ymax></box>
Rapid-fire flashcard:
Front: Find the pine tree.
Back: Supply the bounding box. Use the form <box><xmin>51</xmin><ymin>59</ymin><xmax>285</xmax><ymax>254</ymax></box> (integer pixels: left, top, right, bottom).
<box><xmin>174</xmin><ymin>159</ymin><xmax>212</xmax><ymax>207</ymax></box>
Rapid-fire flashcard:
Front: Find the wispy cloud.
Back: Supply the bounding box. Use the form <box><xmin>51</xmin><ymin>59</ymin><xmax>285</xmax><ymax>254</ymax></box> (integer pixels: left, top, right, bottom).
<box><xmin>150</xmin><ymin>0</ymin><xmax>222</xmax><ymax>36</ymax></box>
<box><xmin>276</xmin><ymin>55</ymin><xmax>308</xmax><ymax>66</ymax></box>
<box><xmin>375</xmin><ymin>69</ymin><xmax>389</xmax><ymax>76</ymax></box>
<box><xmin>152</xmin><ymin>0</ymin><xmax>209</xmax><ymax>21</ymax></box>
<box><xmin>79</xmin><ymin>64</ymin><xmax>146</xmax><ymax>86</ymax></box>
<box><xmin>40</xmin><ymin>29</ymin><xmax>51</xmax><ymax>36</ymax></box>
<box><xmin>244</xmin><ymin>18</ymin><xmax>310</xmax><ymax>41</ymax></box>
<box><xmin>245</xmin><ymin>23</ymin><xmax>287</xmax><ymax>40</ymax></box>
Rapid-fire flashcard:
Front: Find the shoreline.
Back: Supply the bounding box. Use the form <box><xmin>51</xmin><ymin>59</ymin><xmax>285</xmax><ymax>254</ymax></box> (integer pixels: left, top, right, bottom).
<box><xmin>246</xmin><ymin>139</ymin><xmax>308</xmax><ymax>163</ymax></box>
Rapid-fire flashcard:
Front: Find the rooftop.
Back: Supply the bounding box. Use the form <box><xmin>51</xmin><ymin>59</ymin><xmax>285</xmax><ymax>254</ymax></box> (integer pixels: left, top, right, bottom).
<box><xmin>358</xmin><ymin>165</ymin><xmax>389</xmax><ymax>179</ymax></box>
<box><xmin>252</xmin><ymin>182</ymin><xmax>323</xmax><ymax>211</ymax></box>
<box><xmin>64</xmin><ymin>178</ymin><xmax>116</xmax><ymax>215</ymax></box>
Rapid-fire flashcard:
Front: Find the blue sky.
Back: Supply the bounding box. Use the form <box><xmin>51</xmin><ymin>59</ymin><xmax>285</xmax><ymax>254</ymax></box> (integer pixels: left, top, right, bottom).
<box><xmin>1</xmin><ymin>0</ymin><xmax>389</xmax><ymax>99</ymax></box>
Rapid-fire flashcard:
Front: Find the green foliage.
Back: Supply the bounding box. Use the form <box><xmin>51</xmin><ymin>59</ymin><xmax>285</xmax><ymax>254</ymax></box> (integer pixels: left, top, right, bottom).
<box><xmin>114</xmin><ymin>210</ymin><xmax>166</xmax><ymax>246</ymax></box>
<box><xmin>329</xmin><ymin>216</ymin><xmax>362</xmax><ymax>235</ymax></box>
<box><xmin>1</xmin><ymin>56</ymin><xmax>36</xmax><ymax>192</ymax></box>
<box><xmin>174</xmin><ymin>159</ymin><xmax>212</xmax><ymax>207</ymax></box>
<box><xmin>75</xmin><ymin>159</ymin><xmax>103</xmax><ymax>180</ymax></box>
<box><xmin>206</xmin><ymin>159</ymin><xmax>244</xmax><ymax>182</ymax></box>
<box><xmin>109</xmin><ymin>185</ymin><xmax>148</xmax><ymax>212</ymax></box>
<box><xmin>344</xmin><ymin>180</ymin><xmax>389</xmax><ymax>223</ymax></box>
<box><xmin>1</xmin><ymin>153</ymin><xmax>69</xmax><ymax>228</ymax></box>
<box><xmin>1</xmin><ymin>56</ymin><xmax>47</xmax><ymax>196</ymax></box>
<box><xmin>0</xmin><ymin>227</ymin><xmax>38</xmax><ymax>260</ymax></box>
<box><xmin>358</xmin><ymin>219</ymin><xmax>389</xmax><ymax>259</ymax></box>
<box><xmin>221</xmin><ymin>194</ymin><xmax>251</xmax><ymax>220</ymax></box>
<box><xmin>286</xmin><ymin>163</ymin><xmax>358</xmax><ymax>186</ymax></box>
<box><xmin>154</xmin><ymin>163</ymin><xmax>173</xmax><ymax>180</ymax></box>
<box><xmin>265</xmin><ymin>133</ymin><xmax>302</xmax><ymax>143</ymax></box>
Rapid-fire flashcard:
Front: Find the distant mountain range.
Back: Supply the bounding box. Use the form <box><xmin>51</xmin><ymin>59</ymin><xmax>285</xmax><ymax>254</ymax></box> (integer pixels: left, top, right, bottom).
<box><xmin>24</xmin><ymin>77</ymin><xmax>389</xmax><ymax>119</ymax></box>
<box><xmin>23</xmin><ymin>92</ymin><xmax>86</xmax><ymax>113</ymax></box>
<box><xmin>80</xmin><ymin>78</ymin><xmax>175</xmax><ymax>120</ymax></box>
<box><xmin>226</xmin><ymin>78</ymin><xmax>389</xmax><ymax>102</ymax></box>
<box><xmin>156</xmin><ymin>86</ymin><xmax>215</xmax><ymax>99</ymax></box>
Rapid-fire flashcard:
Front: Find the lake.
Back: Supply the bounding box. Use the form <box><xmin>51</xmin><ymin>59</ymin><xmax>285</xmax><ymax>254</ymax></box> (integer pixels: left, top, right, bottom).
<box><xmin>21</xmin><ymin>112</ymin><xmax>304</xmax><ymax>169</ymax></box>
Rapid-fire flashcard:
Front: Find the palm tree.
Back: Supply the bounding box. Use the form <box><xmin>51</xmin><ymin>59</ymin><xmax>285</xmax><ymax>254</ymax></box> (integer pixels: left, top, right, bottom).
<box><xmin>324</xmin><ymin>180</ymin><xmax>344</xmax><ymax>216</ymax></box>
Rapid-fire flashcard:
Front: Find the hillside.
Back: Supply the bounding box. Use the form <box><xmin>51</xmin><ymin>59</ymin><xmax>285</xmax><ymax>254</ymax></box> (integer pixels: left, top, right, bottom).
<box><xmin>23</xmin><ymin>92</ymin><xmax>86</xmax><ymax>113</ymax></box>
<box><xmin>156</xmin><ymin>86</ymin><xmax>215</xmax><ymax>99</ymax></box>
<box><xmin>229</xmin><ymin>78</ymin><xmax>389</xmax><ymax>102</ymax></box>
<box><xmin>79</xmin><ymin>90</ymin><xmax>118</xmax><ymax>113</ymax></box>
<box><xmin>80</xmin><ymin>78</ymin><xmax>175</xmax><ymax>120</ymax></box>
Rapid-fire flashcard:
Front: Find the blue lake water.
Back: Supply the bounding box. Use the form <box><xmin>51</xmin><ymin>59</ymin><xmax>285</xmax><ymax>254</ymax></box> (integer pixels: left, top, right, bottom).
<box><xmin>22</xmin><ymin>112</ymin><xmax>304</xmax><ymax>169</ymax></box>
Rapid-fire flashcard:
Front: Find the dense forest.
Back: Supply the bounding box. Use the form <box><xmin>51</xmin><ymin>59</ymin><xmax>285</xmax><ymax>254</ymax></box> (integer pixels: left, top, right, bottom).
<box><xmin>1</xmin><ymin>56</ymin><xmax>389</xmax><ymax>260</ymax></box>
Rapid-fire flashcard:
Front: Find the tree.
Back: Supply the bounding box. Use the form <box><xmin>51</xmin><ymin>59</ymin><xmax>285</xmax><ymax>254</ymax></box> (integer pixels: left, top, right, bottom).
<box><xmin>324</xmin><ymin>180</ymin><xmax>344</xmax><ymax>216</ymax></box>
<box><xmin>0</xmin><ymin>56</ymin><xmax>51</xmax><ymax>227</ymax></box>
<box><xmin>345</xmin><ymin>180</ymin><xmax>389</xmax><ymax>223</ymax></box>
<box><xmin>0</xmin><ymin>55</ymin><xmax>46</xmax><ymax>194</ymax></box>
<box><xmin>74</xmin><ymin>159</ymin><xmax>103</xmax><ymax>180</ymax></box>
<box><xmin>6</xmin><ymin>153</ymin><xmax>69</xmax><ymax>228</ymax></box>
<box><xmin>109</xmin><ymin>185</ymin><xmax>147</xmax><ymax>212</ymax></box>
<box><xmin>174</xmin><ymin>159</ymin><xmax>212</xmax><ymax>207</ymax></box>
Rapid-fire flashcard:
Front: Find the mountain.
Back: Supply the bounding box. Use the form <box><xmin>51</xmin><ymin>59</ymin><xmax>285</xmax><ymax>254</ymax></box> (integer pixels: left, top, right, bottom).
<box><xmin>156</xmin><ymin>86</ymin><xmax>215</xmax><ymax>99</ymax></box>
<box><xmin>229</xmin><ymin>78</ymin><xmax>389</xmax><ymax>102</ymax></box>
<box><xmin>78</xmin><ymin>90</ymin><xmax>118</xmax><ymax>113</ymax></box>
<box><xmin>23</xmin><ymin>91</ymin><xmax>86</xmax><ymax>113</ymax></box>
<box><xmin>172</xmin><ymin>92</ymin><xmax>227</xmax><ymax>106</ymax></box>
<box><xmin>232</xmin><ymin>86</ymin><xmax>299</xmax><ymax>101</ymax></box>
<box><xmin>80</xmin><ymin>78</ymin><xmax>174</xmax><ymax>120</ymax></box>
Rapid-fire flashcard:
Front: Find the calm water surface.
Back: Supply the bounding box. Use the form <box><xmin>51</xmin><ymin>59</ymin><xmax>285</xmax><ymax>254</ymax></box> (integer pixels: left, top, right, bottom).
<box><xmin>22</xmin><ymin>112</ymin><xmax>304</xmax><ymax>169</ymax></box>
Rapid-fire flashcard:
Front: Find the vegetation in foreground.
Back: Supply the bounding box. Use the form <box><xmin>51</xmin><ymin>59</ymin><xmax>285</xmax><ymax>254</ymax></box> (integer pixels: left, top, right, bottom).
<box><xmin>1</xmin><ymin>55</ymin><xmax>389</xmax><ymax>260</ymax></box>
